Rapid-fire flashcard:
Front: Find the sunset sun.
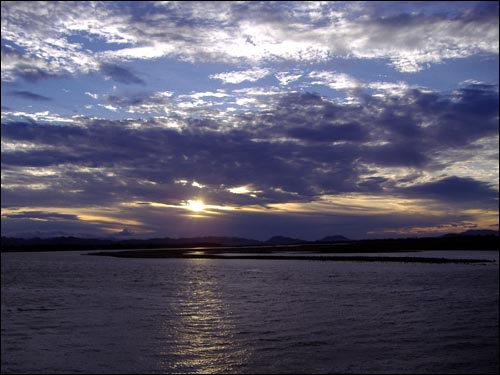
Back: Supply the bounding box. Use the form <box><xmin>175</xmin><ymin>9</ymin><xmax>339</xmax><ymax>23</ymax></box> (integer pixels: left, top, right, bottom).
<box><xmin>186</xmin><ymin>199</ymin><xmax>206</xmax><ymax>212</ymax></box>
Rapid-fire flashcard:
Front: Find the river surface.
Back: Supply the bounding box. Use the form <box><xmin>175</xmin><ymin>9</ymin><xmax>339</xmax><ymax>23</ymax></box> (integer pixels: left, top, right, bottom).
<box><xmin>1</xmin><ymin>250</ymin><xmax>498</xmax><ymax>374</ymax></box>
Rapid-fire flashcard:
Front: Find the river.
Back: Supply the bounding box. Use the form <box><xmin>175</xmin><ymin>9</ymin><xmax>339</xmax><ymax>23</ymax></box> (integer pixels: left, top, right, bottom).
<box><xmin>1</xmin><ymin>250</ymin><xmax>498</xmax><ymax>373</ymax></box>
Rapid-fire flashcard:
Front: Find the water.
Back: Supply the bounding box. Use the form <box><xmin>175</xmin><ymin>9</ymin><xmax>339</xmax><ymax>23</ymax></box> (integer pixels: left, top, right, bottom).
<box><xmin>2</xmin><ymin>251</ymin><xmax>498</xmax><ymax>374</ymax></box>
<box><xmin>215</xmin><ymin>250</ymin><xmax>500</xmax><ymax>260</ymax></box>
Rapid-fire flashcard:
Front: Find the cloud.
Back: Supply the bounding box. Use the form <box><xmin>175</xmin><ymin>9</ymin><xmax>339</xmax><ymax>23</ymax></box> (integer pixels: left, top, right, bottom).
<box><xmin>4</xmin><ymin>211</ymin><xmax>79</xmax><ymax>221</ymax></box>
<box><xmin>334</xmin><ymin>2</ymin><xmax>499</xmax><ymax>72</ymax></box>
<box><xmin>11</xmin><ymin>65</ymin><xmax>62</xmax><ymax>82</ymax></box>
<box><xmin>1</xmin><ymin>84</ymin><xmax>498</xmax><ymax>235</ymax></box>
<box><xmin>2</xmin><ymin>85</ymin><xmax>498</xmax><ymax>214</ymax></box>
<box><xmin>2</xmin><ymin>2</ymin><xmax>497</xmax><ymax>239</ymax></box>
<box><xmin>401</xmin><ymin>176</ymin><xmax>498</xmax><ymax>204</ymax></box>
<box><xmin>1</xmin><ymin>110</ymin><xmax>75</xmax><ymax>124</ymax></box>
<box><xmin>1</xmin><ymin>3</ymin><xmax>98</xmax><ymax>80</ymax></box>
<box><xmin>9</xmin><ymin>90</ymin><xmax>52</xmax><ymax>101</ymax></box>
<box><xmin>361</xmin><ymin>142</ymin><xmax>430</xmax><ymax>168</ymax></box>
<box><xmin>100</xmin><ymin>91</ymin><xmax>183</xmax><ymax>116</ymax></box>
<box><xmin>1</xmin><ymin>47</ymin><xmax>64</xmax><ymax>82</ymax></box>
<box><xmin>0</xmin><ymin>209</ymin><xmax>119</xmax><ymax>238</ymax></box>
<box><xmin>308</xmin><ymin>71</ymin><xmax>360</xmax><ymax>90</ymax></box>
<box><xmin>209</xmin><ymin>68</ymin><xmax>271</xmax><ymax>84</ymax></box>
<box><xmin>85</xmin><ymin>92</ymin><xmax>99</xmax><ymax>100</ymax></box>
<box><xmin>2</xmin><ymin>1</ymin><xmax>496</xmax><ymax>81</ymax></box>
<box><xmin>287</xmin><ymin>122</ymin><xmax>366</xmax><ymax>143</ymax></box>
<box><xmin>275</xmin><ymin>71</ymin><xmax>302</xmax><ymax>86</ymax></box>
<box><xmin>98</xmin><ymin>63</ymin><xmax>145</xmax><ymax>85</ymax></box>
<box><xmin>367</xmin><ymin>81</ymin><xmax>411</xmax><ymax>96</ymax></box>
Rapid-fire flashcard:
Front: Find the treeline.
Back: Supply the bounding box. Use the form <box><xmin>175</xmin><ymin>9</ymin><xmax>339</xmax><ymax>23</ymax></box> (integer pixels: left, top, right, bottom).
<box><xmin>1</xmin><ymin>234</ymin><xmax>498</xmax><ymax>252</ymax></box>
<box><xmin>0</xmin><ymin>236</ymin><xmax>223</xmax><ymax>252</ymax></box>
<box><xmin>314</xmin><ymin>235</ymin><xmax>499</xmax><ymax>253</ymax></box>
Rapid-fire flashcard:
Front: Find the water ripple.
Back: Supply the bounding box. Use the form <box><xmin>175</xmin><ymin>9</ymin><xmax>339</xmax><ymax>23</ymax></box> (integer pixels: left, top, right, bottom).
<box><xmin>1</xmin><ymin>251</ymin><xmax>498</xmax><ymax>374</ymax></box>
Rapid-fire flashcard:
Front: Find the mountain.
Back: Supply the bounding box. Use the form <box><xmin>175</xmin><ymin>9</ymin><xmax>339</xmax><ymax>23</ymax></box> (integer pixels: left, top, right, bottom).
<box><xmin>460</xmin><ymin>230</ymin><xmax>499</xmax><ymax>236</ymax></box>
<box><xmin>2</xmin><ymin>231</ymin><xmax>498</xmax><ymax>252</ymax></box>
<box><xmin>265</xmin><ymin>236</ymin><xmax>307</xmax><ymax>245</ymax></box>
<box><xmin>317</xmin><ymin>235</ymin><xmax>351</xmax><ymax>243</ymax></box>
<box><xmin>0</xmin><ymin>235</ymin><xmax>261</xmax><ymax>251</ymax></box>
<box><xmin>442</xmin><ymin>229</ymin><xmax>499</xmax><ymax>237</ymax></box>
<box><xmin>1</xmin><ymin>236</ymin><xmax>112</xmax><ymax>247</ymax></box>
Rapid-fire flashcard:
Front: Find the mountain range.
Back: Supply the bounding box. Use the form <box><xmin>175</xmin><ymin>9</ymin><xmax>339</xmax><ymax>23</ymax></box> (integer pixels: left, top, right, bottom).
<box><xmin>441</xmin><ymin>229</ymin><xmax>500</xmax><ymax>237</ymax></box>
<box><xmin>0</xmin><ymin>234</ymin><xmax>348</xmax><ymax>249</ymax></box>
<box><xmin>1</xmin><ymin>230</ymin><xmax>498</xmax><ymax>252</ymax></box>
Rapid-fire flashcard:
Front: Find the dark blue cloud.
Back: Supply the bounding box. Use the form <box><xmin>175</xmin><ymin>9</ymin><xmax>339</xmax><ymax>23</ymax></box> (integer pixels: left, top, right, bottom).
<box><xmin>9</xmin><ymin>90</ymin><xmax>52</xmax><ymax>101</ymax></box>
<box><xmin>361</xmin><ymin>142</ymin><xmax>429</xmax><ymax>167</ymax></box>
<box><xmin>4</xmin><ymin>211</ymin><xmax>78</xmax><ymax>221</ymax></box>
<box><xmin>1</xmin><ymin>121</ymin><xmax>88</xmax><ymax>144</ymax></box>
<box><xmin>401</xmin><ymin>176</ymin><xmax>498</xmax><ymax>204</ymax></box>
<box><xmin>104</xmin><ymin>91</ymin><xmax>170</xmax><ymax>109</ymax></box>
<box><xmin>1</xmin><ymin>86</ymin><xmax>498</xmax><ymax>212</ymax></box>
<box><xmin>99</xmin><ymin>63</ymin><xmax>145</xmax><ymax>85</ymax></box>
<box><xmin>364</xmin><ymin>1</ymin><xmax>499</xmax><ymax>28</ymax></box>
<box><xmin>15</xmin><ymin>65</ymin><xmax>62</xmax><ymax>82</ymax></box>
<box><xmin>288</xmin><ymin>122</ymin><xmax>366</xmax><ymax>143</ymax></box>
<box><xmin>2</xmin><ymin>47</ymin><xmax>63</xmax><ymax>82</ymax></box>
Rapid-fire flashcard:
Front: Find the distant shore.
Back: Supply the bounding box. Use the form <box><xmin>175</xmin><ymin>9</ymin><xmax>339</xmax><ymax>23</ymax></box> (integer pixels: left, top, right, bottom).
<box><xmin>87</xmin><ymin>250</ymin><xmax>494</xmax><ymax>264</ymax></box>
<box><xmin>2</xmin><ymin>234</ymin><xmax>498</xmax><ymax>253</ymax></box>
<box><xmin>85</xmin><ymin>242</ymin><xmax>498</xmax><ymax>264</ymax></box>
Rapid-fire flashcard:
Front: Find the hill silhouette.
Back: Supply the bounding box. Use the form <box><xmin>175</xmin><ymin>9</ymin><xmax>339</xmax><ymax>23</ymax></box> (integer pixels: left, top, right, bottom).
<box><xmin>317</xmin><ymin>235</ymin><xmax>351</xmax><ymax>243</ymax></box>
<box><xmin>442</xmin><ymin>229</ymin><xmax>499</xmax><ymax>237</ymax></box>
<box><xmin>1</xmin><ymin>231</ymin><xmax>498</xmax><ymax>252</ymax></box>
<box><xmin>265</xmin><ymin>236</ymin><xmax>308</xmax><ymax>245</ymax></box>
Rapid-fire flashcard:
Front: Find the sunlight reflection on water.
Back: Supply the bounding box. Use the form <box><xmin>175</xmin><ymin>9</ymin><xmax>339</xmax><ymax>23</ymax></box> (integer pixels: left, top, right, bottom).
<box><xmin>157</xmin><ymin>259</ymin><xmax>250</xmax><ymax>374</ymax></box>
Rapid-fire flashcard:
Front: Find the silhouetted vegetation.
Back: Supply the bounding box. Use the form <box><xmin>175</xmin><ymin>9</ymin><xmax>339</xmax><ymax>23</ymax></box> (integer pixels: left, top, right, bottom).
<box><xmin>1</xmin><ymin>233</ymin><xmax>498</xmax><ymax>253</ymax></box>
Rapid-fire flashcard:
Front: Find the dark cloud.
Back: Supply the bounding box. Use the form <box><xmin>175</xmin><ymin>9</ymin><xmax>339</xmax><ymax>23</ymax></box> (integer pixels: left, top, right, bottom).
<box><xmin>287</xmin><ymin>122</ymin><xmax>366</xmax><ymax>143</ymax></box>
<box><xmin>445</xmin><ymin>88</ymin><xmax>498</xmax><ymax>144</ymax></box>
<box><xmin>356</xmin><ymin>177</ymin><xmax>388</xmax><ymax>192</ymax></box>
<box><xmin>104</xmin><ymin>91</ymin><xmax>170</xmax><ymax>110</ymax></box>
<box><xmin>99</xmin><ymin>63</ymin><xmax>145</xmax><ymax>85</ymax></box>
<box><xmin>4</xmin><ymin>211</ymin><xmax>78</xmax><ymax>221</ymax></box>
<box><xmin>1</xmin><ymin>149</ymin><xmax>83</xmax><ymax>167</ymax></box>
<box><xmin>401</xmin><ymin>176</ymin><xmax>498</xmax><ymax>204</ymax></box>
<box><xmin>106</xmin><ymin>93</ymin><xmax>149</xmax><ymax>107</ymax></box>
<box><xmin>1</xmin><ymin>86</ymin><xmax>498</xmax><ymax>213</ymax></box>
<box><xmin>14</xmin><ymin>65</ymin><xmax>61</xmax><ymax>82</ymax></box>
<box><xmin>361</xmin><ymin>142</ymin><xmax>430</xmax><ymax>167</ymax></box>
<box><xmin>2</xmin><ymin>46</ymin><xmax>63</xmax><ymax>82</ymax></box>
<box><xmin>9</xmin><ymin>90</ymin><xmax>52</xmax><ymax>101</ymax></box>
<box><xmin>363</xmin><ymin>1</ymin><xmax>499</xmax><ymax>34</ymax></box>
<box><xmin>1</xmin><ymin>121</ymin><xmax>88</xmax><ymax>145</ymax></box>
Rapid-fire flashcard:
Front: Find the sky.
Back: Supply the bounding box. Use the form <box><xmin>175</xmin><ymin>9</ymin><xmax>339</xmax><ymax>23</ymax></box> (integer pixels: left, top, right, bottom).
<box><xmin>1</xmin><ymin>1</ymin><xmax>499</xmax><ymax>240</ymax></box>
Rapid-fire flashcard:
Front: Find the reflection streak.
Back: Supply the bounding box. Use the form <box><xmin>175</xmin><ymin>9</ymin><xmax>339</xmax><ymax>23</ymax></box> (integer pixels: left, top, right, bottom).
<box><xmin>157</xmin><ymin>260</ymin><xmax>249</xmax><ymax>373</ymax></box>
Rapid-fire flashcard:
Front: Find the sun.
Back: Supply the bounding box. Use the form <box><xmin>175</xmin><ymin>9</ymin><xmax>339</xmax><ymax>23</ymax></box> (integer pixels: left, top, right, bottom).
<box><xmin>186</xmin><ymin>199</ymin><xmax>206</xmax><ymax>212</ymax></box>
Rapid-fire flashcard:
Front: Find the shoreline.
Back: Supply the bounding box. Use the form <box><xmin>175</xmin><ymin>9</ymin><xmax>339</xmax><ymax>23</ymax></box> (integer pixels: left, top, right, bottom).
<box><xmin>86</xmin><ymin>248</ymin><xmax>495</xmax><ymax>264</ymax></box>
<box><xmin>2</xmin><ymin>234</ymin><xmax>498</xmax><ymax>253</ymax></box>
